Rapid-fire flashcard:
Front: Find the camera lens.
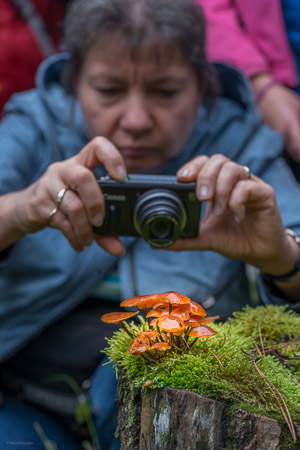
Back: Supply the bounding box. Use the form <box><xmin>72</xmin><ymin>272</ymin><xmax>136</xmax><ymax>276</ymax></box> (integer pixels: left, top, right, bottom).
<box><xmin>149</xmin><ymin>218</ymin><xmax>172</xmax><ymax>239</ymax></box>
<box><xmin>133</xmin><ymin>189</ymin><xmax>187</xmax><ymax>248</ymax></box>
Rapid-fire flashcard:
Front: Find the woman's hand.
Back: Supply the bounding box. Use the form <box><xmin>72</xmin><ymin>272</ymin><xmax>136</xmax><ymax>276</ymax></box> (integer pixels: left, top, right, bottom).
<box><xmin>168</xmin><ymin>155</ymin><xmax>299</xmax><ymax>277</ymax></box>
<box><xmin>1</xmin><ymin>137</ymin><xmax>127</xmax><ymax>255</ymax></box>
<box><xmin>252</xmin><ymin>74</ymin><xmax>300</xmax><ymax>162</ymax></box>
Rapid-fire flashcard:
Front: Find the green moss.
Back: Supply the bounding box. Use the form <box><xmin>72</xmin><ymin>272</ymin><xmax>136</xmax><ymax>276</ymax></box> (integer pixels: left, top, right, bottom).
<box><xmin>124</xmin><ymin>390</ymin><xmax>137</xmax><ymax>430</ymax></box>
<box><xmin>103</xmin><ymin>306</ymin><xmax>300</xmax><ymax>426</ymax></box>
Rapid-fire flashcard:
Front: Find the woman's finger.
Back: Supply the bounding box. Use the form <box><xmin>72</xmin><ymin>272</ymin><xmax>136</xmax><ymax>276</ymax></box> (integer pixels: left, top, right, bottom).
<box><xmin>212</xmin><ymin>162</ymin><xmax>252</xmax><ymax>216</ymax></box>
<box><xmin>93</xmin><ymin>235</ymin><xmax>125</xmax><ymax>257</ymax></box>
<box><xmin>57</xmin><ymin>189</ymin><xmax>94</xmax><ymax>247</ymax></box>
<box><xmin>48</xmin><ymin>208</ymin><xmax>85</xmax><ymax>251</ymax></box>
<box><xmin>75</xmin><ymin>136</ymin><xmax>127</xmax><ymax>179</ymax></box>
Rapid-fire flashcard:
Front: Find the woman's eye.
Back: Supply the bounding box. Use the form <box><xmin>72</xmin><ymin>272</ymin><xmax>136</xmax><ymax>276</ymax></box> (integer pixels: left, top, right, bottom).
<box><xmin>96</xmin><ymin>88</ymin><xmax>122</xmax><ymax>96</ymax></box>
<box><xmin>156</xmin><ymin>89</ymin><xmax>179</xmax><ymax>98</ymax></box>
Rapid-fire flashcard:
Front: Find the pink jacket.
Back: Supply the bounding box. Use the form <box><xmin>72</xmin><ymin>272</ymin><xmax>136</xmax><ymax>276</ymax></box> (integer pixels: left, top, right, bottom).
<box><xmin>198</xmin><ymin>0</ymin><xmax>297</xmax><ymax>87</ymax></box>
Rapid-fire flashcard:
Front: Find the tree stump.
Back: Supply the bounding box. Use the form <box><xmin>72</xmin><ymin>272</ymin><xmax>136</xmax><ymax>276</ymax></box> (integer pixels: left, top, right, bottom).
<box><xmin>115</xmin><ymin>375</ymin><xmax>300</xmax><ymax>450</ymax></box>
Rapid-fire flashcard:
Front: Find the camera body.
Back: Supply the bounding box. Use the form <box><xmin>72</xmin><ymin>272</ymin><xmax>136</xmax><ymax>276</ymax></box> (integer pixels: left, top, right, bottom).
<box><xmin>94</xmin><ymin>174</ymin><xmax>201</xmax><ymax>248</ymax></box>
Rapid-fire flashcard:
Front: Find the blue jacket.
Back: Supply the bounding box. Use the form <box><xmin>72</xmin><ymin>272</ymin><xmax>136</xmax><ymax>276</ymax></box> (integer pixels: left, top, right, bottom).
<box><xmin>1</xmin><ymin>54</ymin><xmax>300</xmax><ymax>362</ymax></box>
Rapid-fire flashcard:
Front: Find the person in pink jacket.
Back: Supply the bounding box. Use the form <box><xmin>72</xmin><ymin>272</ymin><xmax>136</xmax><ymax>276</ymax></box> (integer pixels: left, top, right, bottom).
<box><xmin>198</xmin><ymin>0</ymin><xmax>300</xmax><ymax>170</ymax></box>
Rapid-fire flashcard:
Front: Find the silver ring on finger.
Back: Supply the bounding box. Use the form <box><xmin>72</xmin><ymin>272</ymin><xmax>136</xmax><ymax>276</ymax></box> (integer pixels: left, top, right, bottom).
<box><xmin>241</xmin><ymin>165</ymin><xmax>251</xmax><ymax>180</ymax></box>
<box><xmin>47</xmin><ymin>206</ymin><xmax>58</xmax><ymax>224</ymax></box>
<box><xmin>55</xmin><ymin>188</ymin><xmax>68</xmax><ymax>205</ymax></box>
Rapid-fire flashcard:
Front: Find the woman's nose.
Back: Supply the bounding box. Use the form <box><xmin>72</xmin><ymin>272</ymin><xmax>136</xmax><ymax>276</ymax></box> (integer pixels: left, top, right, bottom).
<box><xmin>120</xmin><ymin>95</ymin><xmax>153</xmax><ymax>134</ymax></box>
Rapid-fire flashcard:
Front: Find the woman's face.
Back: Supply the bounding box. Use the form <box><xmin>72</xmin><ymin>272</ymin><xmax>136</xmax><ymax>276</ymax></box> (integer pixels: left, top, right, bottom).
<box><xmin>76</xmin><ymin>39</ymin><xmax>202</xmax><ymax>173</ymax></box>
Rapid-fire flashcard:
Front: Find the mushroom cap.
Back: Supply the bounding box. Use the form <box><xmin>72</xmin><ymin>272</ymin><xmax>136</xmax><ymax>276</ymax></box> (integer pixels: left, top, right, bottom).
<box><xmin>146</xmin><ymin>309</ymin><xmax>165</xmax><ymax>318</ymax></box>
<box><xmin>194</xmin><ymin>316</ymin><xmax>212</xmax><ymax>325</ymax></box>
<box><xmin>150</xmin><ymin>317</ymin><xmax>159</xmax><ymax>327</ymax></box>
<box><xmin>152</xmin><ymin>302</ymin><xmax>169</xmax><ymax>310</ymax></box>
<box><xmin>206</xmin><ymin>315</ymin><xmax>220</xmax><ymax>322</ymax></box>
<box><xmin>189</xmin><ymin>325</ymin><xmax>217</xmax><ymax>337</ymax></box>
<box><xmin>138</xmin><ymin>330</ymin><xmax>159</xmax><ymax>343</ymax></box>
<box><xmin>157</xmin><ymin>315</ymin><xmax>185</xmax><ymax>332</ymax></box>
<box><xmin>101</xmin><ymin>311</ymin><xmax>138</xmax><ymax>323</ymax></box>
<box><xmin>150</xmin><ymin>342</ymin><xmax>171</xmax><ymax>351</ymax></box>
<box><xmin>184</xmin><ymin>300</ymin><xmax>206</xmax><ymax>316</ymax></box>
<box><xmin>128</xmin><ymin>343</ymin><xmax>151</xmax><ymax>355</ymax></box>
<box><xmin>139</xmin><ymin>330</ymin><xmax>159</xmax><ymax>338</ymax></box>
<box><xmin>184</xmin><ymin>317</ymin><xmax>201</xmax><ymax>328</ymax></box>
<box><xmin>171</xmin><ymin>308</ymin><xmax>190</xmax><ymax>321</ymax></box>
<box><xmin>161</xmin><ymin>291</ymin><xmax>191</xmax><ymax>305</ymax></box>
<box><xmin>121</xmin><ymin>293</ymin><xmax>169</xmax><ymax>309</ymax></box>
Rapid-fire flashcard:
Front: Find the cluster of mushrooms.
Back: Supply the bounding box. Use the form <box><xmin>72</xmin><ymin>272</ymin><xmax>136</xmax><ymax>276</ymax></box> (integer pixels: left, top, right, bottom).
<box><xmin>101</xmin><ymin>291</ymin><xmax>217</xmax><ymax>362</ymax></box>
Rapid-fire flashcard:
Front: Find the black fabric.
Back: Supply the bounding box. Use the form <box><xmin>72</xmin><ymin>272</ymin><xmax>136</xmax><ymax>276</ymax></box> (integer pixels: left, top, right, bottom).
<box><xmin>1</xmin><ymin>298</ymin><xmax>123</xmax><ymax>392</ymax></box>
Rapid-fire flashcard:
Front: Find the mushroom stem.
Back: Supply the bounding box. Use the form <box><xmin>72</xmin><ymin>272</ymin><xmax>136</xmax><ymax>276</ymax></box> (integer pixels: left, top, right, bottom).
<box><xmin>141</xmin><ymin>354</ymin><xmax>155</xmax><ymax>363</ymax></box>
<box><xmin>182</xmin><ymin>336</ymin><xmax>190</xmax><ymax>351</ymax></box>
<box><xmin>145</xmin><ymin>351</ymin><xmax>157</xmax><ymax>361</ymax></box>
<box><xmin>189</xmin><ymin>337</ymin><xmax>199</xmax><ymax>348</ymax></box>
<box><xmin>173</xmin><ymin>344</ymin><xmax>184</xmax><ymax>353</ymax></box>
<box><xmin>143</xmin><ymin>307</ymin><xmax>152</xmax><ymax>326</ymax></box>
<box><xmin>155</xmin><ymin>325</ymin><xmax>164</xmax><ymax>343</ymax></box>
<box><xmin>120</xmin><ymin>321</ymin><xmax>134</xmax><ymax>339</ymax></box>
<box><xmin>169</xmin><ymin>332</ymin><xmax>174</xmax><ymax>349</ymax></box>
<box><xmin>184</xmin><ymin>327</ymin><xmax>191</xmax><ymax>340</ymax></box>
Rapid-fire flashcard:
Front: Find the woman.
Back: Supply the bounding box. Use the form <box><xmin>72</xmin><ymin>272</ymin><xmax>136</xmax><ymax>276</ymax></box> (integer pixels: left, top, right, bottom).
<box><xmin>0</xmin><ymin>0</ymin><xmax>300</xmax><ymax>447</ymax></box>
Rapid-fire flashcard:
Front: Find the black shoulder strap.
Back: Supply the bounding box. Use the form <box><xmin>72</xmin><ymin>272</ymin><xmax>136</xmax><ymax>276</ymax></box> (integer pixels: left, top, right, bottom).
<box><xmin>12</xmin><ymin>0</ymin><xmax>56</xmax><ymax>57</ymax></box>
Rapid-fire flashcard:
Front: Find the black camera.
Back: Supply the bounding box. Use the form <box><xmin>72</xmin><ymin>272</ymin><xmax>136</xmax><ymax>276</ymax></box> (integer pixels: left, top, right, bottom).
<box><xmin>94</xmin><ymin>174</ymin><xmax>201</xmax><ymax>248</ymax></box>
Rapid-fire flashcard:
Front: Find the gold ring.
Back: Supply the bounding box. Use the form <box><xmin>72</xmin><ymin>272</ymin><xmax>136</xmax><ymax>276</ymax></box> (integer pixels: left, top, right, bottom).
<box><xmin>55</xmin><ymin>188</ymin><xmax>68</xmax><ymax>205</ymax></box>
<box><xmin>48</xmin><ymin>206</ymin><xmax>58</xmax><ymax>224</ymax></box>
<box><xmin>241</xmin><ymin>165</ymin><xmax>251</xmax><ymax>179</ymax></box>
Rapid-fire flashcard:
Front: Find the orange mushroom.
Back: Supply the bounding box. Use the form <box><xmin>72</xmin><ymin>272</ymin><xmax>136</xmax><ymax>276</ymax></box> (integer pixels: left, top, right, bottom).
<box><xmin>171</xmin><ymin>308</ymin><xmax>190</xmax><ymax>321</ymax></box>
<box><xmin>184</xmin><ymin>300</ymin><xmax>206</xmax><ymax>317</ymax></box>
<box><xmin>120</xmin><ymin>293</ymin><xmax>169</xmax><ymax>309</ymax></box>
<box><xmin>157</xmin><ymin>315</ymin><xmax>185</xmax><ymax>333</ymax></box>
<box><xmin>194</xmin><ymin>316</ymin><xmax>212</xmax><ymax>325</ymax></box>
<box><xmin>189</xmin><ymin>325</ymin><xmax>217</xmax><ymax>337</ymax></box>
<box><xmin>150</xmin><ymin>317</ymin><xmax>159</xmax><ymax>327</ymax></box>
<box><xmin>101</xmin><ymin>311</ymin><xmax>138</xmax><ymax>338</ymax></box>
<box><xmin>128</xmin><ymin>342</ymin><xmax>151</xmax><ymax>356</ymax></box>
<box><xmin>138</xmin><ymin>330</ymin><xmax>159</xmax><ymax>344</ymax></box>
<box><xmin>188</xmin><ymin>324</ymin><xmax>218</xmax><ymax>348</ymax></box>
<box><xmin>161</xmin><ymin>291</ymin><xmax>191</xmax><ymax>305</ymax></box>
<box><xmin>139</xmin><ymin>330</ymin><xmax>159</xmax><ymax>338</ymax></box>
<box><xmin>146</xmin><ymin>309</ymin><xmax>165</xmax><ymax>319</ymax></box>
<box><xmin>150</xmin><ymin>342</ymin><xmax>171</xmax><ymax>351</ymax></box>
<box><xmin>102</xmin><ymin>291</ymin><xmax>218</xmax><ymax>360</ymax></box>
<box><xmin>184</xmin><ymin>317</ymin><xmax>201</xmax><ymax>328</ymax></box>
<box><xmin>152</xmin><ymin>302</ymin><xmax>169</xmax><ymax>310</ymax></box>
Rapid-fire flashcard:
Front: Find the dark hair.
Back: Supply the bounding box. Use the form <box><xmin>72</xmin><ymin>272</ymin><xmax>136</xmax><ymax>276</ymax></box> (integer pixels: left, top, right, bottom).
<box><xmin>63</xmin><ymin>0</ymin><xmax>219</xmax><ymax>96</ymax></box>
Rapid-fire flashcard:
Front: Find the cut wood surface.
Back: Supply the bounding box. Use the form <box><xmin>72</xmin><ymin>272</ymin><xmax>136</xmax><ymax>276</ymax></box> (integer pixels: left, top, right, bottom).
<box><xmin>116</xmin><ymin>376</ymin><xmax>300</xmax><ymax>450</ymax></box>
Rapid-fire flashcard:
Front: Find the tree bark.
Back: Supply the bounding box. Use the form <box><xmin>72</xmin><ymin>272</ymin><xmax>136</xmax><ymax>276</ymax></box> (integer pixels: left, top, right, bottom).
<box><xmin>116</xmin><ymin>375</ymin><xmax>300</xmax><ymax>450</ymax></box>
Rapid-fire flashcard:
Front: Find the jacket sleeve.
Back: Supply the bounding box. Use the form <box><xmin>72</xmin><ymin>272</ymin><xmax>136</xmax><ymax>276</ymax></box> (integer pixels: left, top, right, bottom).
<box><xmin>0</xmin><ymin>105</ymin><xmax>45</xmax><ymax>194</ymax></box>
<box><xmin>197</xmin><ymin>0</ymin><xmax>297</xmax><ymax>86</ymax></box>
<box><xmin>258</xmin><ymin>276</ymin><xmax>300</xmax><ymax>313</ymax></box>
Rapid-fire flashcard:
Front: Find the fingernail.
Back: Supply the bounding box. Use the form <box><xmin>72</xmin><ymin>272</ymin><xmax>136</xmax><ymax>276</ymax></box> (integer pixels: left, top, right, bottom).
<box><xmin>197</xmin><ymin>185</ymin><xmax>209</xmax><ymax>200</ymax></box>
<box><xmin>93</xmin><ymin>213</ymin><xmax>103</xmax><ymax>227</ymax></box>
<box><xmin>213</xmin><ymin>203</ymin><xmax>222</xmax><ymax>216</ymax></box>
<box><xmin>116</xmin><ymin>165</ymin><xmax>126</xmax><ymax>180</ymax></box>
<box><xmin>179</xmin><ymin>168</ymin><xmax>190</xmax><ymax>178</ymax></box>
